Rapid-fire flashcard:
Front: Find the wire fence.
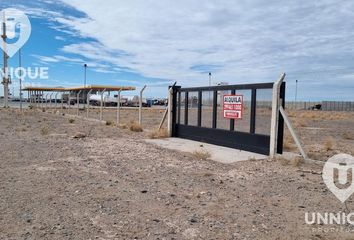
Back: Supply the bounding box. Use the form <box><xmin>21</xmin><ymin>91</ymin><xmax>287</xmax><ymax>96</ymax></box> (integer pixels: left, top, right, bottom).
<box><xmin>285</xmin><ymin>101</ymin><xmax>354</xmax><ymax>111</ymax></box>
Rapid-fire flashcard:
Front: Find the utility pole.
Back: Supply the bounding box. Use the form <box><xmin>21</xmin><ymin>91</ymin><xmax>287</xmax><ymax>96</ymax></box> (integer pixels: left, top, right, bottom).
<box><xmin>19</xmin><ymin>48</ymin><xmax>22</xmax><ymax>111</ymax></box>
<box><xmin>2</xmin><ymin>12</ymin><xmax>10</xmax><ymax>108</ymax></box>
<box><xmin>295</xmin><ymin>79</ymin><xmax>298</xmax><ymax>103</ymax></box>
<box><xmin>84</xmin><ymin>63</ymin><xmax>87</xmax><ymax>87</ymax></box>
<box><xmin>208</xmin><ymin>72</ymin><xmax>212</xmax><ymax>105</ymax></box>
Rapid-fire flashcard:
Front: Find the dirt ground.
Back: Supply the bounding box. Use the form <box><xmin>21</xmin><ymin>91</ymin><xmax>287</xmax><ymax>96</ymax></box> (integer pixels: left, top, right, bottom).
<box><xmin>1</xmin><ymin>109</ymin><xmax>354</xmax><ymax>239</ymax></box>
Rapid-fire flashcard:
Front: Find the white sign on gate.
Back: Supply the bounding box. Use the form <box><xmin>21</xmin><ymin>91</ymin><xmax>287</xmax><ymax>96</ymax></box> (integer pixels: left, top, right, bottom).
<box><xmin>223</xmin><ymin>94</ymin><xmax>243</xmax><ymax>119</ymax></box>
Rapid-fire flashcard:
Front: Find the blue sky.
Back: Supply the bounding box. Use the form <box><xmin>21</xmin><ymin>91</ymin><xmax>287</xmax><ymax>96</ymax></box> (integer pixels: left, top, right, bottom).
<box><xmin>1</xmin><ymin>0</ymin><xmax>354</xmax><ymax>100</ymax></box>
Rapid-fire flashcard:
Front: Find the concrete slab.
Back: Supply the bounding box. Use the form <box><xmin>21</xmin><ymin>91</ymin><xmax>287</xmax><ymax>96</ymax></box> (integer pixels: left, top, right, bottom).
<box><xmin>145</xmin><ymin>137</ymin><xmax>268</xmax><ymax>164</ymax></box>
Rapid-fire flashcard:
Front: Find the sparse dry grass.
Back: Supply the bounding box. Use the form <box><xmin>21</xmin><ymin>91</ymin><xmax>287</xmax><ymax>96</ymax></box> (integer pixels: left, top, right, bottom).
<box><xmin>278</xmin><ymin>156</ymin><xmax>304</xmax><ymax>167</ymax></box>
<box><xmin>294</xmin><ymin>118</ymin><xmax>307</xmax><ymax>128</ymax></box>
<box><xmin>129</xmin><ymin>122</ymin><xmax>143</xmax><ymax>132</ymax></box>
<box><xmin>323</xmin><ymin>137</ymin><xmax>335</xmax><ymax>151</ymax></box>
<box><xmin>40</xmin><ymin>126</ymin><xmax>49</xmax><ymax>135</ymax></box>
<box><xmin>278</xmin><ymin>157</ymin><xmax>289</xmax><ymax>166</ymax></box>
<box><xmin>148</xmin><ymin>128</ymin><xmax>169</xmax><ymax>139</ymax></box>
<box><xmin>292</xmin><ymin>156</ymin><xmax>303</xmax><ymax>167</ymax></box>
<box><xmin>289</xmin><ymin>110</ymin><xmax>353</xmax><ymax>121</ymax></box>
<box><xmin>118</xmin><ymin>123</ymin><xmax>128</xmax><ymax>129</ymax></box>
<box><xmin>343</xmin><ymin>132</ymin><xmax>354</xmax><ymax>140</ymax></box>
<box><xmin>192</xmin><ymin>149</ymin><xmax>211</xmax><ymax>160</ymax></box>
<box><xmin>283</xmin><ymin>134</ymin><xmax>296</xmax><ymax>151</ymax></box>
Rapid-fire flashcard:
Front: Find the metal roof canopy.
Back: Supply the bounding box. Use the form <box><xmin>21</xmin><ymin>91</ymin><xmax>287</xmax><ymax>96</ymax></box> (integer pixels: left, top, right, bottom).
<box><xmin>23</xmin><ymin>85</ymin><xmax>136</xmax><ymax>92</ymax></box>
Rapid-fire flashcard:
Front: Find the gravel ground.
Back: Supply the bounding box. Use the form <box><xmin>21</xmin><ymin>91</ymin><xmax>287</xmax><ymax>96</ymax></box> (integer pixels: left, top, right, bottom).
<box><xmin>1</xmin><ymin>109</ymin><xmax>354</xmax><ymax>240</ymax></box>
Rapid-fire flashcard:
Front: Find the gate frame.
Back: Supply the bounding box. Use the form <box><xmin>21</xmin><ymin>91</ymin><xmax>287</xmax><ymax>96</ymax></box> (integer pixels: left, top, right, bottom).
<box><xmin>168</xmin><ymin>74</ymin><xmax>286</xmax><ymax>156</ymax></box>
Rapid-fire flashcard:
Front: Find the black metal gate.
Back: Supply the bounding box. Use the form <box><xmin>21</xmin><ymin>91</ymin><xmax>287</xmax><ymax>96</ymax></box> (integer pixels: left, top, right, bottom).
<box><xmin>171</xmin><ymin>82</ymin><xmax>285</xmax><ymax>155</ymax></box>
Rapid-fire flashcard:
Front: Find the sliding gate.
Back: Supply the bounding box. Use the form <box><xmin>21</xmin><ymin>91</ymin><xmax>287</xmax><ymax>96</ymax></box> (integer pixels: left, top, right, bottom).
<box><xmin>171</xmin><ymin>82</ymin><xmax>285</xmax><ymax>155</ymax></box>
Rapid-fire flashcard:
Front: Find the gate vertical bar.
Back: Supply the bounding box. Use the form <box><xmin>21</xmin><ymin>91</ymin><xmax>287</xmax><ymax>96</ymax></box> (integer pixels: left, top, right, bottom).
<box><xmin>184</xmin><ymin>91</ymin><xmax>189</xmax><ymax>125</ymax></box>
<box><xmin>212</xmin><ymin>90</ymin><xmax>217</xmax><ymax>128</ymax></box>
<box><xmin>250</xmin><ymin>88</ymin><xmax>257</xmax><ymax>133</ymax></box>
<box><xmin>177</xmin><ymin>91</ymin><xmax>181</xmax><ymax>124</ymax></box>
<box><xmin>197</xmin><ymin>91</ymin><xmax>202</xmax><ymax>127</ymax></box>
<box><xmin>230</xmin><ymin>89</ymin><xmax>235</xmax><ymax>131</ymax></box>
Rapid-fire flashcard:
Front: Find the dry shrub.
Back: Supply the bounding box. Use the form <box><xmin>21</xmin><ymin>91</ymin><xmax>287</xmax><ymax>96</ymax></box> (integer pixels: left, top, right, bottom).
<box><xmin>106</xmin><ymin>120</ymin><xmax>113</xmax><ymax>126</ymax></box>
<box><xmin>40</xmin><ymin>126</ymin><xmax>49</xmax><ymax>135</ymax></box>
<box><xmin>129</xmin><ymin>122</ymin><xmax>143</xmax><ymax>132</ymax></box>
<box><xmin>323</xmin><ymin>137</ymin><xmax>335</xmax><ymax>151</ymax></box>
<box><xmin>193</xmin><ymin>150</ymin><xmax>211</xmax><ymax>160</ymax></box>
<box><xmin>292</xmin><ymin>156</ymin><xmax>303</xmax><ymax>167</ymax></box>
<box><xmin>283</xmin><ymin>135</ymin><xmax>296</xmax><ymax>151</ymax></box>
<box><xmin>278</xmin><ymin>157</ymin><xmax>289</xmax><ymax>166</ymax></box>
<box><xmin>149</xmin><ymin>128</ymin><xmax>169</xmax><ymax>139</ymax></box>
<box><xmin>343</xmin><ymin>132</ymin><xmax>354</xmax><ymax>140</ymax></box>
<box><xmin>68</xmin><ymin>118</ymin><xmax>75</xmax><ymax>124</ymax></box>
<box><xmin>294</xmin><ymin>118</ymin><xmax>307</xmax><ymax>128</ymax></box>
<box><xmin>118</xmin><ymin>123</ymin><xmax>128</xmax><ymax>129</ymax></box>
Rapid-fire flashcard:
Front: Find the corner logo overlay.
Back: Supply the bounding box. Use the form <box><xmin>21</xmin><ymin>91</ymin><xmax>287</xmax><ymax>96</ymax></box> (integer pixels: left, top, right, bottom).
<box><xmin>0</xmin><ymin>8</ymin><xmax>31</xmax><ymax>58</ymax></box>
<box><xmin>323</xmin><ymin>154</ymin><xmax>354</xmax><ymax>203</ymax></box>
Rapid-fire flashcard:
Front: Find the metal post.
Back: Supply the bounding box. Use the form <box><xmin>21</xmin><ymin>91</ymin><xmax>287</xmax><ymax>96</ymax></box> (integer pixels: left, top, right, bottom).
<box><xmin>209</xmin><ymin>72</ymin><xmax>212</xmax><ymax>104</ymax></box>
<box><xmin>86</xmin><ymin>89</ymin><xmax>93</xmax><ymax>118</ymax></box>
<box><xmin>49</xmin><ymin>93</ymin><xmax>53</xmax><ymax>109</ymax></box>
<box><xmin>295</xmin><ymin>79</ymin><xmax>298</xmax><ymax>103</ymax></box>
<box><xmin>116</xmin><ymin>90</ymin><xmax>121</xmax><ymax>125</ymax></box>
<box><xmin>139</xmin><ymin>85</ymin><xmax>147</xmax><ymax>125</ymax></box>
<box><xmin>270</xmin><ymin>73</ymin><xmax>286</xmax><ymax>158</ymax></box>
<box><xmin>45</xmin><ymin>93</ymin><xmax>49</xmax><ymax>109</ymax></box>
<box><xmin>54</xmin><ymin>92</ymin><xmax>59</xmax><ymax>109</ymax></box>
<box><xmin>61</xmin><ymin>91</ymin><xmax>64</xmax><ymax>112</ymax></box>
<box><xmin>77</xmin><ymin>90</ymin><xmax>82</xmax><ymax>116</ymax></box>
<box><xmin>100</xmin><ymin>89</ymin><xmax>106</xmax><ymax>121</ymax></box>
<box><xmin>84</xmin><ymin>64</ymin><xmax>87</xmax><ymax>87</ymax></box>
<box><xmin>19</xmin><ymin>48</ymin><xmax>22</xmax><ymax>112</ymax></box>
<box><xmin>68</xmin><ymin>91</ymin><xmax>72</xmax><ymax>114</ymax></box>
<box><xmin>2</xmin><ymin>12</ymin><xmax>9</xmax><ymax>108</ymax></box>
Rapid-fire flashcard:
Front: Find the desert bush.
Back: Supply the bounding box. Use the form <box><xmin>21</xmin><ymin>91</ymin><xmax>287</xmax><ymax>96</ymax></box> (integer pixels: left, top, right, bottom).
<box><xmin>283</xmin><ymin>135</ymin><xmax>296</xmax><ymax>151</ymax></box>
<box><xmin>278</xmin><ymin>157</ymin><xmax>289</xmax><ymax>166</ymax></box>
<box><xmin>40</xmin><ymin>126</ymin><xmax>49</xmax><ymax>135</ymax></box>
<box><xmin>106</xmin><ymin>120</ymin><xmax>113</xmax><ymax>126</ymax></box>
<box><xmin>323</xmin><ymin>137</ymin><xmax>334</xmax><ymax>151</ymax></box>
<box><xmin>343</xmin><ymin>132</ymin><xmax>354</xmax><ymax>140</ymax></box>
<box><xmin>118</xmin><ymin>123</ymin><xmax>128</xmax><ymax>129</ymax></box>
<box><xmin>148</xmin><ymin>129</ymin><xmax>169</xmax><ymax>139</ymax></box>
<box><xmin>193</xmin><ymin>150</ymin><xmax>211</xmax><ymax>160</ymax></box>
<box><xmin>129</xmin><ymin>122</ymin><xmax>143</xmax><ymax>132</ymax></box>
<box><xmin>292</xmin><ymin>156</ymin><xmax>303</xmax><ymax>167</ymax></box>
<box><xmin>68</xmin><ymin>119</ymin><xmax>75</xmax><ymax>124</ymax></box>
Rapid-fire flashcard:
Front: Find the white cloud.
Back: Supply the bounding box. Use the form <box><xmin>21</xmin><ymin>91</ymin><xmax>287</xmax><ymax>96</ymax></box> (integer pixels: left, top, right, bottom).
<box><xmin>52</xmin><ymin>0</ymin><xmax>354</xmax><ymax>91</ymax></box>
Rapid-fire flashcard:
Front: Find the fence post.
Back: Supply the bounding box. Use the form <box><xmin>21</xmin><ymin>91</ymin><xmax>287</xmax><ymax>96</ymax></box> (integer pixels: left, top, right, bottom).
<box><xmin>86</xmin><ymin>89</ymin><xmax>93</xmax><ymax>118</ymax></box>
<box><xmin>100</xmin><ymin>89</ymin><xmax>106</xmax><ymax>121</ymax></box>
<box><xmin>270</xmin><ymin>73</ymin><xmax>286</xmax><ymax>158</ymax></box>
<box><xmin>139</xmin><ymin>85</ymin><xmax>147</xmax><ymax>126</ymax></box>
<box><xmin>167</xmin><ymin>87</ymin><xmax>174</xmax><ymax>136</ymax></box>
<box><xmin>61</xmin><ymin>92</ymin><xmax>64</xmax><ymax>113</ymax></box>
<box><xmin>116</xmin><ymin>90</ymin><xmax>122</xmax><ymax>125</ymax></box>
<box><xmin>49</xmin><ymin>93</ymin><xmax>53</xmax><ymax>109</ymax></box>
<box><xmin>77</xmin><ymin>90</ymin><xmax>82</xmax><ymax>116</ymax></box>
<box><xmin>45</xmin><ymin>93</ymin><xmax>49</xmax><ymax>110</ymax></box>
<box><xmin>54</xmin><ymin>92</ymin><xmax>59</xmax><ymax>110</ymax></box>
